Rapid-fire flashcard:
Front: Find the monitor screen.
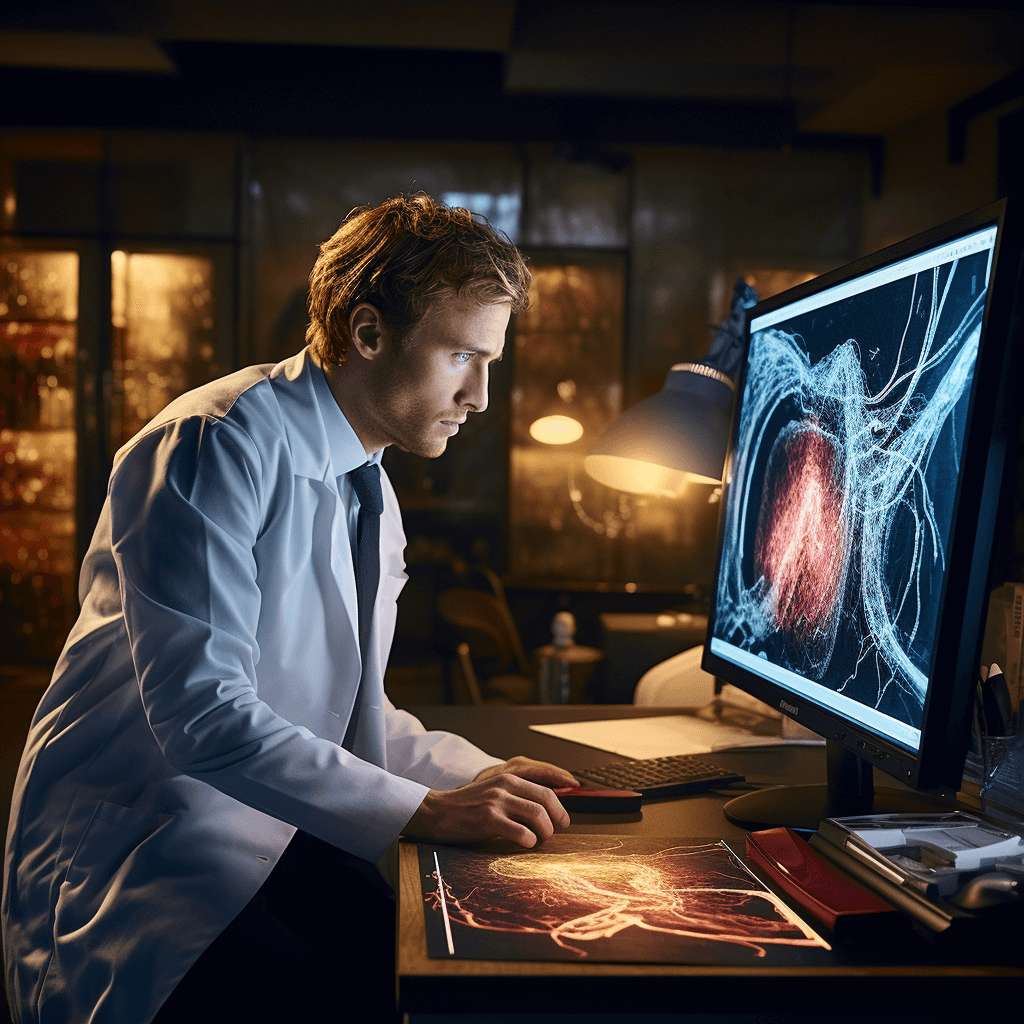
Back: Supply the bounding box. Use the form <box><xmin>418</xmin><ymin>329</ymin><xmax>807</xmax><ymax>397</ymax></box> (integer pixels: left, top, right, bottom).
<box><xmin>703</xmin><ymin>199</ymin><xmax>1021</xmax><ymax>829</ymax></box>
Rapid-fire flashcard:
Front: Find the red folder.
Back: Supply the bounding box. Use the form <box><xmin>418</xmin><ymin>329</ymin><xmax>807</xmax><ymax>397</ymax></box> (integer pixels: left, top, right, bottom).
<box><xmin>746</xmin><ymin>827</ymin><xmax>907</xmax><ymax>941</ymax></box>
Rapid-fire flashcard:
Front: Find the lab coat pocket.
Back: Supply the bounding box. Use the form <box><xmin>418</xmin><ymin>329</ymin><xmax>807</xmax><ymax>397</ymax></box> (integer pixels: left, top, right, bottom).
<box><xmin>52</xmin><ymin>801</ymin><xmax>175</xmax><ymax>941</ymax></box>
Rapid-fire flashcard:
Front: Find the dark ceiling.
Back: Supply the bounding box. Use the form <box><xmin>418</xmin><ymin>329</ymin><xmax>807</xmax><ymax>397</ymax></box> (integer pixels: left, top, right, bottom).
<box><xmin>1</xmin><ymin>2</ymin><xmax>1021</xmax><ymax>149</ymax></box>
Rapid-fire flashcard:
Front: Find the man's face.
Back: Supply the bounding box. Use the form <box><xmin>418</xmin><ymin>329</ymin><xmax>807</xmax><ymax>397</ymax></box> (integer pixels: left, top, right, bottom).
<box><xmin>369</xmin><ymin>290</ymin><xmax>510</xmax><ymax>458</ymax></box>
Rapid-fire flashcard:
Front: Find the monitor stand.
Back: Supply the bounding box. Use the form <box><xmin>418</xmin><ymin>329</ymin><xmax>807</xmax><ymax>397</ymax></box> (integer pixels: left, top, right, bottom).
<box><xmin>723</xmin><ymin>739</ymin><xmax>954</xmax><ymax>832</ymax></box>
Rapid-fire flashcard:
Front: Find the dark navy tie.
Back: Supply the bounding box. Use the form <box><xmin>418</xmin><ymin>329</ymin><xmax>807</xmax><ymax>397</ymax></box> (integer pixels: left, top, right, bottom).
<box><xmin>343</xmin><ymin>461</ymin><xmax>384</xmax><ymax>751</ymax></box>
<box><xmin>348</xmin><ymin>461</ymin><xmax>384</xmax><ymax>660</ymax></box>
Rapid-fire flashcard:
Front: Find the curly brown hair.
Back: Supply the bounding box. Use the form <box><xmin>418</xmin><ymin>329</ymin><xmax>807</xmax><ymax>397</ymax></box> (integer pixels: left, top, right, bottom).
<box><xmin>306</xmin><ymin>193</ymin><xmax>531</xmax><ymax>366</ymax></box>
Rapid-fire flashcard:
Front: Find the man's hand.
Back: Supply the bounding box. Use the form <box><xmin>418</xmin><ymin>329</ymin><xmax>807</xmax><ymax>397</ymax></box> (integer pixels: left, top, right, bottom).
<box><xmin>404</xmin><ymin>757</ymin><xmax>580</xmax><ymax>849</ymax></box>
<box><xmin>473</xmin><ymin>755</ymin><xmax>579</xmax><ymax>790</ymax></box>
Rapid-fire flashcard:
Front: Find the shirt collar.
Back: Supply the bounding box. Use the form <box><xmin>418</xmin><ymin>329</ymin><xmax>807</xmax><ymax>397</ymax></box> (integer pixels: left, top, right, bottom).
<box><xmin>270</xmin><ymin>348</ymin><xmax>382</xmax><ymax>482</ymax></box>
<box><xmin>307</xmin><ymin>350</ymin><xmax>383</xmax><ymax>475</ymax></box>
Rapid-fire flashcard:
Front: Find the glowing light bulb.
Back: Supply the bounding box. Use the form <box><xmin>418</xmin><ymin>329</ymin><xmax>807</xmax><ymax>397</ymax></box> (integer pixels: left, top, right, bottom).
<box><xmin>583</xmin><ymin>454</ymin><xmax>715</xmax><ymax>497</ymax></box>
<box><xmin>530</xmin><ymin>414</ymin><xmax>584</xmax><ymax>445</ymax></box>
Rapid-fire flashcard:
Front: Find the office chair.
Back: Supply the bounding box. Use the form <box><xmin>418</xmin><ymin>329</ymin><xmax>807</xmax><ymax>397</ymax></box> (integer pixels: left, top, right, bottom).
<box><xmin>632</xmin><ymin>645</ymin><xmax>717</xmax><ymax>706</ymax></box>
<box><xmin>435</xmin><ymin>563</ymin><xmax>535</xmax><ymax>705</ymax></box>
<box><xmin>633</xmin><ymin>645</ymin><xmax>820</xmax><ymax>741</ymax></box>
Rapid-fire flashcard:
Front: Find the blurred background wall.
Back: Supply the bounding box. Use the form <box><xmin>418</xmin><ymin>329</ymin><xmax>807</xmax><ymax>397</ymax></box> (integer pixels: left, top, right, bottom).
<box><xmin>1</xmin><ymin>1</ymin><xmax>1021</xmax><ymax>697</ymax></box>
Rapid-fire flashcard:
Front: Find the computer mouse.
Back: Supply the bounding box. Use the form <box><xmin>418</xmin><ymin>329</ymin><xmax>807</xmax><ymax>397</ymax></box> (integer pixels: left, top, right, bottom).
<box><xmin>552</xmin><ymin>787</ymin><xmax>642</xmax><ymax>814</ymax></box>
<box><xmin>949</xmin><ymin>872</ymin><xmax>1023</xmax><ymax>912</ymax></box>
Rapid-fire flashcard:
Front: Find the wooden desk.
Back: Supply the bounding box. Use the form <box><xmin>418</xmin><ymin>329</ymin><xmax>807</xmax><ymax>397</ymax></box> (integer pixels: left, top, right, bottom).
<box><xmin>397</xmin><ymin>705</ymin><xmax>1024</xmax><ymax>1018</ymax></box>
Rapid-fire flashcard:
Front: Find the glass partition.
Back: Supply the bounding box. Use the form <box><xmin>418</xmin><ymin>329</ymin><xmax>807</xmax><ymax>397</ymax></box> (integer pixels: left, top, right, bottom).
<box><xmin>109</xmin><ymin>250</ymin><xmax>219</xmax><ymax>451</ymax></box>
<box><xmin>0</xmin><ymin>250</ymin><xmax>79</xmax><ymax>661</ymax></box>
<box><xmin>509</xmin><ymin>253</ymin><xmax>626</xmax><ymax>582</ymax></box>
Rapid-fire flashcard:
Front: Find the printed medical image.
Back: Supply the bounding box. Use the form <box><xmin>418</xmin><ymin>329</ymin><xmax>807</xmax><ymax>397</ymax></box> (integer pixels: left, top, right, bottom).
<box><xmin>419</xmin><ymin>835</ymin><xmax>830</xmax><ymax>965</ymax></box>
<box><xmin>713</xmin><ymin>245</ymin><xmax>992</xmax><ymax>732</ymax></box>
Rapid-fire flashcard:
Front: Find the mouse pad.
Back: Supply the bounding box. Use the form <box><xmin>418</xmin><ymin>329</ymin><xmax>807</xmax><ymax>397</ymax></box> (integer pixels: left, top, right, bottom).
<box><xmin>418</xmin><ymin>834</ymin><xmax>832</xmax><ymax>965</ymax></box>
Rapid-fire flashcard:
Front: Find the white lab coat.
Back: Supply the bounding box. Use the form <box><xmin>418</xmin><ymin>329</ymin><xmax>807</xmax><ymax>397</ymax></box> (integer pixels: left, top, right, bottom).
<box><xmin>2</xmin><ymin>349</ymin><xmax>500</xmax><ymax>1024</ymax></box>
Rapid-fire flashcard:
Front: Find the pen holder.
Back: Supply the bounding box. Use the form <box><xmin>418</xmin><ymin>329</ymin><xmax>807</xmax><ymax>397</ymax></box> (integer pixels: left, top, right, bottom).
<box><xmin>981</xmin><ymin>731</ymin><xmax>1024</xmax><ymax>793</ymax></box>
<box><xmin>961</xmin><ymin>727</ymin><xmax>1024</xmax><ymax>823</ymax></box>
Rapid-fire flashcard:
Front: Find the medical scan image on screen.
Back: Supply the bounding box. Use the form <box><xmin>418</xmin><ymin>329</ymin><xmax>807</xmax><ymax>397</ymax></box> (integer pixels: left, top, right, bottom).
<box><xmin>709</xmin><ymin>227</ymin><xmax>998</xmax><ymax>754</ymax></box>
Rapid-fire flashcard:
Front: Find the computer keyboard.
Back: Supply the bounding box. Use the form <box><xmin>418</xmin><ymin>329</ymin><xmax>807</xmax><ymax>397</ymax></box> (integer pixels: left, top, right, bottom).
<box><xmin>574</xmin><ymin>754</ymin><xmax>745</xmax><ymax>799</ymax></box>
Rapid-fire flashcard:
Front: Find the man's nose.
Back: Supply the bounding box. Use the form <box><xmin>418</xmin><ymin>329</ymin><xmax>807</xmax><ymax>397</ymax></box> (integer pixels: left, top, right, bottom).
<box><xmin>460</xmin><ymin>363</ymin><xmax>489</xmax><ymax>413</ymax></box>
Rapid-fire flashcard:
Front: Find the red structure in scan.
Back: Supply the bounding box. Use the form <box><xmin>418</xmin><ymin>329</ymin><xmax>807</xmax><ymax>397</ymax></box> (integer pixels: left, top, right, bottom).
<box><xmin>754</xmin><ymin>418</ymin><xmax>850</xmax><ymax>672</ymax></box>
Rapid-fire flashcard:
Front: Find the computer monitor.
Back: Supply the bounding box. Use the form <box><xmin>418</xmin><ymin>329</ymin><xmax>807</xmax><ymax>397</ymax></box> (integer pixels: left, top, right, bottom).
<box><xmin>702</xmin><ymin>198</ymin><xmax>1023</xmax><ymax>831</ymax></box>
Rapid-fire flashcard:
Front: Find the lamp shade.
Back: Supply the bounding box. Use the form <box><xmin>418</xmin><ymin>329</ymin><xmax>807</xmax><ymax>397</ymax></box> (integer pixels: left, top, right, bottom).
<box><xmin>584</xmin><ymin>363</ymin><xmax>734</xmax><ymax>495</ymax></box>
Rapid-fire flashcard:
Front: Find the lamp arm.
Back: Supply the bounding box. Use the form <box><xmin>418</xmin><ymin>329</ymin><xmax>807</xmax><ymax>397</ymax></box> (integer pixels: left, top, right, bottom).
<box><xmin>568</xmin><ymin>464</ymin><xmax>631</xmax><ymax>538</ymax></box>
<box><xmin>702</xmin><ymin>277</ymin><xmax>758</xmax><ymax>380</ymax></box>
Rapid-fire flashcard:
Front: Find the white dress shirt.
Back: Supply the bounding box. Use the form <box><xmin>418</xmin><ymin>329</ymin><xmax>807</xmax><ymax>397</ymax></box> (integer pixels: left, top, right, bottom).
<box><xmin>2</xmin><ymin>348</ymin><xmax>501</xmax><ymax>1024</ymax></box>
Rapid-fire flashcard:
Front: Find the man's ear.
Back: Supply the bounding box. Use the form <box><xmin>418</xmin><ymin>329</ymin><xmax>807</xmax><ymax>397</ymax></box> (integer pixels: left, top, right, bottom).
<box><xmin>347</xmin><ymin>304</ymin><xmax>387</xmax><ymax>360</ymax></box>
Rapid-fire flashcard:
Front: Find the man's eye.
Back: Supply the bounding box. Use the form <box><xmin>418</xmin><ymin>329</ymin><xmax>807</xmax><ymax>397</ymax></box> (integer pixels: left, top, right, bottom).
<box><xmin>454</xmin><ymin>353</ymin><xmax>473</xmax><ymax>363</ymax></box>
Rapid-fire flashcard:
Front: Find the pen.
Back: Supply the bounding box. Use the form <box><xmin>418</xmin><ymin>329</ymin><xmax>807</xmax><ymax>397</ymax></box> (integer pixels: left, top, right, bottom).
<box><xmin>839</xmin><ymin>835</ymin><xmax>939</xmax><ymax>898</ymax></box>
<box><xmin>433</xmin><ymin>852</ymin><xmax>456</xmax><ymax>956</ymax></box>
<box><xmin>981</xmin><ymin>663</ymin><xmax>1014</xmax><ymax>736</ymax></box>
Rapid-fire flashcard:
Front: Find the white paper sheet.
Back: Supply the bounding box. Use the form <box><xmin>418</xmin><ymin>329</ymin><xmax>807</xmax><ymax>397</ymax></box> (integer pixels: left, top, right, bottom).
<box><xmin>528</xmin><ymin>714</ymin><xmax>815</xmax><ymax>759</ymax></box>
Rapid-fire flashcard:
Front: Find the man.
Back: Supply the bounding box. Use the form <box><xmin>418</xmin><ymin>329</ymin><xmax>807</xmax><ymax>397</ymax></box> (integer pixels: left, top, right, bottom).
<box><xmin>2</xmin><ymin>194</ymin><xmax>578</xmax><ymax>1023</ymax></box>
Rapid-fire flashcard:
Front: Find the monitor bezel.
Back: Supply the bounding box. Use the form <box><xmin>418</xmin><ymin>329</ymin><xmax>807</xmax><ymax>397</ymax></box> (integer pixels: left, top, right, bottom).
<box><xmin>702</xmin><ymin>197</ymin><xmax>1022</xmax><ymax>794</ymax></box>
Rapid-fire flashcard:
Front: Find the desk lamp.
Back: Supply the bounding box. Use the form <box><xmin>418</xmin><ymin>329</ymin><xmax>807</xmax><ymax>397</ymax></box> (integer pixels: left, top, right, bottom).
<box><xmin>583</xmin><ymin>279</ymin><xmax>757</xmax><ymax>495</ymax></box>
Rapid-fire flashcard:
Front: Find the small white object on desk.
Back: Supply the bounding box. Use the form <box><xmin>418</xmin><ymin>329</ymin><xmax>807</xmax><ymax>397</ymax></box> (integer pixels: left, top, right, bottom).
<box><xmin>536</xmin><ymin>611</ymin><xmax>603</xmax><ymax>704</ymax></box>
